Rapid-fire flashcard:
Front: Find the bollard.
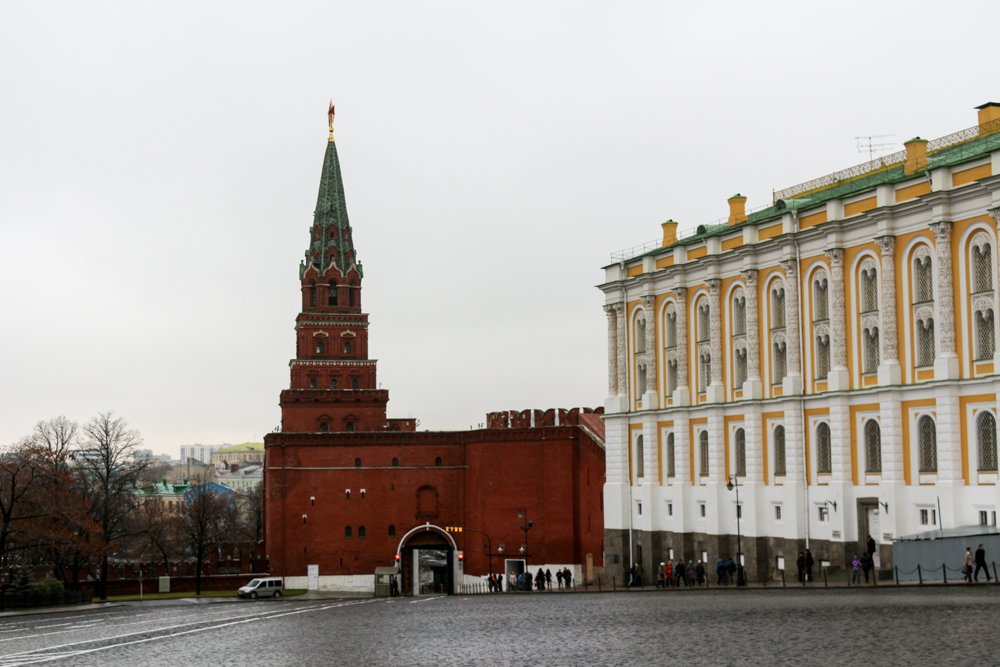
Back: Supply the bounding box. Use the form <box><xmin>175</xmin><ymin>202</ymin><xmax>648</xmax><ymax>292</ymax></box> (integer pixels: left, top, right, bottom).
<box><xmin>917</xmin><ymin>565</ymin><xmax>922</xmax><ymax>585</ymax></box>
<box><xmin>873</xmin><ymin>568</ymin><xmax>878</xmax><ymax>586</ymax></box>
<box><xmin>894</xmin><ymin>566</ymin><xmax>899</xmax><ymax>585</ymax></box>
<box><xmin>942</xmin><ymin>564</ymin><xmax>947</xmax><ymax>584</ymax></box>
<box><xmin>993</xmin><ymin>562</ymin><xmax>998</xmax><ymax>583</ymax></box>
<box><xmin>781</xmin><ymin>569</ymin><xmax>786</xmax><ymax>587</ymax></box>
<box><xmin>598</xmin><ymin>577</ymin><xmax>602</xmax><ymax>591</ymax></box>
<box><xmin>823</xmin><ymin>568</ymin><xmax>828</xmax><ymax>587</ymax></box>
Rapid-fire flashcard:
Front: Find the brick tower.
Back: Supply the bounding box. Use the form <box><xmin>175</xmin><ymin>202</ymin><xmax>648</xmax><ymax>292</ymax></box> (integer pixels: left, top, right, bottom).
<box><xmin>278</xmin><ymin>108</ymin><xmax>409</xmax><ymax>433</ymax></box>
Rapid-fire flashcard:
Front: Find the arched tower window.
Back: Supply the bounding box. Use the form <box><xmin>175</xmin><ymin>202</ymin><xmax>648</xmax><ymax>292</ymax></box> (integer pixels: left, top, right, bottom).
<box><xmin>388</xmin><ymin>525</ymin><xmax>396</xmax><ymax>537</ymax></box>
<box><xmin>328</xmin><ymin>283</ymin><xmax>338</xmax><ymax>306</ymax></box>
<box><xmin>309</xmin><ymin>282</ymin><xmax>317</xmax><ymax>307</ymax></box>
<box><xmin>635</xmin><ymin>313</ymin><xmax>646</xmax><ymax>354</ymax></box>
<box><xmin>316</xmin><ymin>341</ymin><xmax>325</xmax><ymax>355</ymax></box>
<box><xmin>636</xmin><ymin>434</ymin><xmax>644</xmax><ymax>478</ymax></box>
<box><xmin>773</xmin><ymin>425</ymin><xmax>786</xmax><ymax>476</ymax></box>
<box><xmin>732</xmin><ymin>288</ymin><xmax>748</xmax><ymax>388</ymax></box>
<box><xmin>976</xmin><ymin>411</ymin><xmax>997</xmax><ymax>472</ymax></box>
<box><xmin>699</xmin><ymin>430</ymin><xmax>709</xmax><ymax>477</ymax></box>
<box><xmin>816</xmin><ymin>422</ymin><xmax>832</xmax><ymax>474</ymax></box>
<box><xmin>735</xmin><ymin>428</ymin><xmax>746</xmax><ymax>477</ymax></box>
<box><xmin>970</xmin><ymin>232</ymin><xmax>996</xmax><ymax>361</ymax></box>
<box><xmin>345</xmin><ymin>526</ymin><xmax>352</xmax><ymax>539</ymax></box>
<box><xmin>859</xmin><ymin>258</ymin><xmax>880</xmax><ymax>374</ymax></box>
<box><xmin>912</xmin><ymin>247</ymin><xmax>936</xmax><ymax>368</ymax></box>
<box><xmin>358</xmin><ymin>526</ymin><xmax>366</xmax><ymax>539</ymax></box>
<box><xmin>344</xmin><ymin>341</ymin><xmax>352</xmax><ymax>355</ymax></box>
<box><xmin>865</xmin><ymin>419</ymin><xmax>882</xmax><ymax>474</ymax></box>
<box><xmin>666</xmin><ymin>432</ymin><xmax>675</xmax><ymax>477</ymax></box>
<box><xmin>355</xmin><ymin>458</ymin><xmax>361</xmax><ymax>468</ymax></box>
<box><xmin>917</xmin><ymin>415</ymin><xmax>937</xmax><ymax>473</ymax></box>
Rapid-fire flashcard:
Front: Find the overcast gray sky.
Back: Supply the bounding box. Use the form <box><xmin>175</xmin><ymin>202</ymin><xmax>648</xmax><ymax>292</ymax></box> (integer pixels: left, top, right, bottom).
<box><xmin>2</xmin><ymin>1</ymin><xmax>997</xmax><ymax>457</ymax></box>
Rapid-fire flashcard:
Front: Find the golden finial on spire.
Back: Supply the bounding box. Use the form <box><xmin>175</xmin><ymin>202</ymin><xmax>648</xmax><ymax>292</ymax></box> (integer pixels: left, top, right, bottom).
<box><xmin>328</xmin><ymin>100</ymin><xmax>335</xmax><ymax>142</ymax></box>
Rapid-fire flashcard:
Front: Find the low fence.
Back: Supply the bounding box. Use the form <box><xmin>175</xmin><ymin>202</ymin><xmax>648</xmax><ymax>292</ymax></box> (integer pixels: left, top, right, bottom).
<box><xmin>0</xmin><ymin>590</ymin><xmax>93</xmax><ymax>612</ymax></box>
<box><xmin>77</xmin><ymin>573</ymin><xmax>267</xmax><ymax>597</ymax></box>
<box><xmin>456</xmin><ymin>563</ymin><xmax>1000</xmax><ymax>594</ymax></box>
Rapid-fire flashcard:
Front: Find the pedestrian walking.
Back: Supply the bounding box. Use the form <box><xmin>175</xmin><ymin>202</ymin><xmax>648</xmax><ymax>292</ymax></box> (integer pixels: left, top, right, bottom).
<box><xmin>686</xmin><ymin>560</ymin><xmax>695</xmax><ymax>587</ymax></box>
<box><xmin>796</xmin><ymin>552</ymin><xmax>805</xmax><ymax>582</ymax></box>
<box><xmin>964</xmin><ymin>547</ymin><xmax>975</xmax><ymax>582</ymax></box>
<box><xmin>563</xmin><ymin>568</ymin><xmax>572</xmax><ymax>589</ymax></box>
<box><xmin>866</xmin><ymin>535</ymin><xmax>876</xmax><ymax>563</ymax></box>
<box><xmin>726</xmin><ymin>558</ymin><xmax>737</xmax><ymax>584</ymax></box>
<box><xmin>861</xmin><ymin>553</ymin><xmax>872</xmax><ymax>583</ymax></box>
<box><xmin>804</xmin><ymin>550</ymin><xmax>814</xmax><ymax>582</ymax></box>
<box><xmin>974</xmin><ymin>544</ymin><xmax>991</xmax><ymax>582</ymax></box>
<box><xmin>536</xmin><ymin>568</ymin><xmax>545</xmax><ymax>591</ymax></box>
<box><xmin>556</xmin><ymin>569</ymin><xmax>564</xmax><ymax>589</ymax></box>
<box><xmin>657</xmin><ymin>562</ymin><xmax>666</xmax><ymax>588</ymax></box>
<box><xmin>851</xmin><ymin>555</ymin><xmax>861</xmax><ymax>584</ymax></box>
<box><xmin>695</xmin><ymin>560</ymin><xmax>705</xmax><ymax>585</ymax></box>
<box><xmin>545</xmin><ymin>568</ymin><xmax>553</xmax><ymax>590</ymax></box>
<box><xmin>716</xmin><ymin>558</ymin><xmax>726</xmax><ymax>585</ymax></box>
<box><xmin>675</xmin><ymin>560</ymin><xmax>685</xmax><ymax>587</ymax></box>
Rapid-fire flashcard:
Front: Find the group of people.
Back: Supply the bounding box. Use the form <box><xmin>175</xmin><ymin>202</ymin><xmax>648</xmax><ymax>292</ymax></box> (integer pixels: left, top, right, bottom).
<box><xmin>796</xmin><ymin>550</ymin><xmax>815</xmax><ymax>582</ymax></box>
<box><xmin>655</xmin><ymin>560</ymin><xmax>712</xmax><ymax>587</ymax></box>
<box><xmin>495</xmin><ymin>567</ymin><xmax>573</xmax><ymax>592</ymax></box>
<box><xmin>850</xmin><ymin>553</ymin><xmax>876</xmax><ymax>583</ymax></box>
<box><xmin>963</xmin><ymin>545</ymin><xmax>992</xmax><ymax>582</ymax></box>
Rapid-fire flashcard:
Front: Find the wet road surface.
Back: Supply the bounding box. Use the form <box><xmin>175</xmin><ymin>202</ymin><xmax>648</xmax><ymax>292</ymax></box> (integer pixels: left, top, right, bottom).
<box><xmin>0</xmin><ymin>586</ymin><xmax>996</xmax><ymax>665</ymax></box>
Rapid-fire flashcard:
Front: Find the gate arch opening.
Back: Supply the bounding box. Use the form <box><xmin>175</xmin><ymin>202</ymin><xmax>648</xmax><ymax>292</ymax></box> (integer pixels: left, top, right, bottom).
<box><xmin>396</xmin><ymin>523</ymin><xmax>459</xmax><ymax>595</ymax></box>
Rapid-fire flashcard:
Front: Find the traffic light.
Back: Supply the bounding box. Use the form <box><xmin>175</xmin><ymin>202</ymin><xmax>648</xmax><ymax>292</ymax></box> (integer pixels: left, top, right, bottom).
<box><xmin>457</xmin><ymin>552</ymin><xmax>464</xmax><ymax>561</ymax></box>
<box><xmin>394</xmin><ymin>553</ymin><xmax>401</xmax><ymax>562</ymax></box>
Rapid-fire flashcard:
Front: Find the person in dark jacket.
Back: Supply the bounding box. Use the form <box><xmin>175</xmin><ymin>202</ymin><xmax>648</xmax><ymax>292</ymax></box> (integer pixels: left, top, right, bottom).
<box><xmin>556</xmin><ymin>569</ymin><xmax>564</xmax><ymax>589</ymax></box>
<box><xmin>716</xmin><ymin>559</ymin><xmax>726</xmax><ymax>585</ymax></box>
<box><xmin>796</xmin><ymin>552</ymin><xmax>805</xmax><ymax>582</ymax></box>
<box><xmin>861</xmin><ymin>553</ymin><xmax>872</xmax><ymax>583</ymax></box>
<box><xmin>695</xmin><ymin>560</ymin><xmax>705</xmax><ymax>585</ymax></box>
<box><xmin>726</xmin><ymin>558</ymin><xmax>737</xmax><ymax>584</ymax></box>
<box><xmin>804</xmin><ymin>550</ymin><xmax>815</xmax><ymax>582</ymax></box>
<box><xmin>563</xmin><ymin>568</ymin><xmax>572</xmax><ymax>589</ymax></box>
<box><xmin>536</xmin><ymin>569</ymin><xmax>544</xmax><ymax>591</ymax></box>
<box><xmin>974</xmin><ymin>545</ymin><xmax>991</xmax><ymax>581</ymax></box>
<box><xmin>675</xmin><ymin>560</ymin><xmax>686</xmax><ymax>587</ymax></box>
<box><xmin>545</xmin><ymin>569</ymin><xmax>552</xmax><ymax>589</ymax></box>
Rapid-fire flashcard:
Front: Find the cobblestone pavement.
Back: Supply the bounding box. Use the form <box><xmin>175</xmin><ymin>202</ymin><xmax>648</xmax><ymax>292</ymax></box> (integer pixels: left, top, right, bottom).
<box><xmin>0</xmin><ymin>586</ymin><xmax>996</xmax><ymax>666</ymax></box>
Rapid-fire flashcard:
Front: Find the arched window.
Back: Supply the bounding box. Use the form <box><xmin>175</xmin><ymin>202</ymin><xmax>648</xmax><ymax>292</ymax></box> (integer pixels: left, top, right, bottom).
<box><xmin>346</xmin><ymin>422</ymin><xmax>355</xmax><ymax>432</ymax></box>
<box><xmin>319</xmin><ymin>422</ymin><xmax>328</xmax><ymax>432</ymax></box>
<box><xmin>635</xmin><ymin>314</ymin><xmax>646</xmax><ymax>354</ymax></box>
<box><xmin>352</xmin><ymin>379</ymin><xmax>359</xmax><ymax>390</ymax></box>
<box><xmin>345</xmin><ymin>526</ymin><xmax>352</xmax><ymax>539</ymax></box>
<box><xmin>392</xmin><ymin>457</ymin><xmax>399</xmax><ymax>467</ymax></box>
<box><xmin>732</xmin><ymin>288</ymin><xmax>748</xmax><ymax>388</ymax></box>
<box><xmin>349</xmin><ymin>286</ymin><xmax>356</xmax><ymax>307</ymax></box>
<box><xmin>310</xmin><ymin>378</ymin><xmax>318</xmax><ymax>389</ymax></box>
<box><xmin>344</xmin><ymin>341</ymin><xmax>352</xmax><ymax>355</ymax></box>
<box><xmin>699</xmin><ymin>431</ymin><xmax>709</xmax><ymax>477</ymax></box>
<box><xmin>773</xmin><ymin>425</ymin><xmax>786</xmax><ymax>476</ymax></box>
<box><xmin>388</xmin><ymin>525</ymin><xmax>396</xmax><ymax>537</ymax></box>
<box><xmin>859</xmin><ymin>258</ymin><xmax>881</xmax><ymax>374</ymax></box>
<box><xmin>636</xmin><ymin>435</ymin><xmax>644</xmax><ymax>478</ymax></box>
<box><xmin>770</xmin><ymin>280</ymin><xmax>787</xmax><ymax>384</ymax></box>
<box><xmin>331</xmin><ymin>378</ymin><xmax>338</xmax><ymax>389</ymax></box>
<box><xmin>435</xmin><ymin>457</ymin><xmax>443</xmax><ymax>466</ymax></box>
<box><xmin>309</xmin><ymin>282</ymin><xmax>317</xmax><ymax>307</ymax></box>
<box><xmin>917</xmin><ymin>415</ymin><xmax>937</xmax><ymax>473</ymax></box>
<box><xmin>977</xmin><ymin>411</ymin><xmax>997</xmax><ymax>472</ymax></box>
<box><xmin>316</xmin><ymin>341</ymin><xmax>325</xmax><ymax>354</ymax></box>
<box><xmin>912</xmin><ymin>247</ymin><xmax>936</xmax><ymax>368</ymax></box>
<box><xmin>328</xmin><ymin>283</ymin><xmax>338</xmax><ymax>307</ymax></box>
<box><xmin>735</xmin><ymin>428</ymin><xmax>746</xmax><ymax>477</ymax></box>
<box><xmin>664</xmin><ymin>304</ymin><xmax>677</xmax><ymax>348</ymax></box>
<box><xmin>329</xmin><ymin>228</ymin><xmax>337</xmax><ymax>240</ymax></box>
<box><xmin>697</xmin><ymin>298</ymin><xmax>711</xmax><ymax>393</ymax></box>
<box><xmin>865</xmin><ymin>419</ymin><xmax>882</xmax><ymax>474</ymax></box>
<box><xmin>355</xmin><ymin>458</ymin><xmax>362</xmax><ymax>468</ymax></box>
<box><xmin>971</xmin><ymin>232</ymin><xmax>996</xmax><ymax>361</ymax></box>
<box><xmin>358</xmin><ymin>526</ymin><xmax>366</xmax><ymax>539</ymax></box>
<box><xmin>666</xmin><ymin>432</ymin><xmax>675</xmax><ymax>477</ymax></box>
<box><xmin>816</xmin><ymin>422</ymin><xmax>832</xmax><ymax>474</ymax></box>
<box><xmin>813</xmin><ymin>271</ymin><xmax>830</xmax><ymax>380</ymax></box>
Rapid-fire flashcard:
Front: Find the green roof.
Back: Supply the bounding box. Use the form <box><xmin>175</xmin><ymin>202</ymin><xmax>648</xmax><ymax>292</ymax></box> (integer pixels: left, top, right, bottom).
<box><xmin>300</xmin><ymin>140</ymin><xmax>364</xmax><ymax>280</ymax></box>
<box><xmin>216</xmin><ymin>443</ymin><xmax>265</xmax><ymax>453</ymax></box>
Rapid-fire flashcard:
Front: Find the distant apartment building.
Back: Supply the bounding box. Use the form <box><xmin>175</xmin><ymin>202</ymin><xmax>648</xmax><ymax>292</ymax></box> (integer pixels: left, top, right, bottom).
<box><xmin>211</xmin><ymin>443</ymin><xmax>265</xmax><ymax>469</ymax></box>
<box><xmin>180</xmin><ymin>443</ymin><xmax>229</xmax><ymax>464</ymax></box>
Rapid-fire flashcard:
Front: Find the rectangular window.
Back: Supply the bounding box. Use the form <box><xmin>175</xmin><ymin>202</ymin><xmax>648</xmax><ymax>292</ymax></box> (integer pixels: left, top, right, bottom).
<box><xmin>980</xmin><ymin>511</ymin><xmax>989</xmax><ymax>526</ymax></box>
<box><xmin>920</xmin><ymin>509</ymin><xmax>929</xmax><ymax>525</ymax></box>
<box><xmin>699</xmin><ymin>503</ymin><xmax>706</xmax><ymax>518</ymax></box>
<box><xmin>668</xmin><ymin>548</ymin><xmax>675</xmax><ymax>560</ymax></box>
<box><xmin>637</xmin><ymin>502</ymin><xmax>642</xmax><ymax>516</ymax></box>
<box><xmin>932</xmin><ymin>509</ymin><xmax>937</xmax><ymax>526</ymax></box>
<box><xmin>775</xmin><ymin>505</ymin><xmax>782</xmax><ymax>521</ymax></box>
<box><xmin>701</xmin><ymin>550</ymin><xmax>708</xmax><ymax>563</ymax></box>
<box><xmin>667</xmin><ymin>502</ymin><xmax>673</xmax><ymax>517</ymax></box>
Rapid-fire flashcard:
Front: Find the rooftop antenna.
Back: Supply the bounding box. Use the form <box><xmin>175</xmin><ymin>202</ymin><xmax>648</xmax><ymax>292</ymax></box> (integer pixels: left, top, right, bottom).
<box><xmin>856</xmin><ymin>134</ymin><xmax>896</xmax><ymax>161</ymax></box>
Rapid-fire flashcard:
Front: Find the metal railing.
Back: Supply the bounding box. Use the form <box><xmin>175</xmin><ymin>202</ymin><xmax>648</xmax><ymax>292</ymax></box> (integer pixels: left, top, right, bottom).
<box><xmin>774</xmin><ymin>117</ymin><xmax>1000</xmax><ymax>202</ymax></box>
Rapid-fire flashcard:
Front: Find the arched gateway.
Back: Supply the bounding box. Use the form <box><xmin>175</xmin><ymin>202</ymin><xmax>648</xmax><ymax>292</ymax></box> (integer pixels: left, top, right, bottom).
<box><xmin>396</xmin><ymin>523</ymin><xmax>461</xmax><ymax>596</ymax></box>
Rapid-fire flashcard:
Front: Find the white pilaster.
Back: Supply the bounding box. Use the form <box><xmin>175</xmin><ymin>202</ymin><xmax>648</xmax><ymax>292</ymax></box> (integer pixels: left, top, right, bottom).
<box><xmin>707</xmin><ymin>279</ymin><xmax>726</xmax><ymax>403</ymax></box>
<box><xmin>931</xmin><ymin>221</ymin><xmax>960</xmax><ymax>380</ymax></box>
<box><xmin>825</xmin><ymin>249</ymin><xmax>851</xmax><ymax>390</ymax></box>
<box><xmin>741</xmin><ymin>269</ymin><xmax>763</xmax><ymax>399</ymax></box>
<box><xmin>780</xmin><ymin>259</ymin><xmax>803</xmax><ymax>396</ymax></box>
<box><xmin>673</xmin><ymin>286</ymin><xmax>691</xmax><ymax>406</ymax></box>
<box><xmin>875</xmin><ymin>236</ymin><xmax>902</xmax><ymax>385</ymax></box>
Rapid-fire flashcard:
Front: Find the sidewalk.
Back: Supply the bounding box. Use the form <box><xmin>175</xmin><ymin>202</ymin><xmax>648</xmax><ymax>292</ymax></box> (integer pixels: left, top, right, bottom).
<box><xmin>0</xmin><ymin>602</ymin><xmax>122</xmax><ymax>619</ymax></box>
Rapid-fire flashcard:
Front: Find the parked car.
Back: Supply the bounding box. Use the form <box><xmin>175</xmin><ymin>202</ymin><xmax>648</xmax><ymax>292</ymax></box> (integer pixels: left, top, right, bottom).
<box><xmin>237</xmin><ymin>577</ymin><xmax>284</xmax><ymax>599</ymax></box>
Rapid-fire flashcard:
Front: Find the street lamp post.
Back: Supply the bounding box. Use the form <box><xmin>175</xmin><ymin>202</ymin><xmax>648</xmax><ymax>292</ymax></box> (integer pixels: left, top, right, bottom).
<box><xmin>518</xmin><ymin>507</ymin><xmax>533</xmax><ymax>562</ymax></box>
<box><xmin>726</xmin><ymin>475</ymin><xmax>746</xmax><ymax>586</ymax></box>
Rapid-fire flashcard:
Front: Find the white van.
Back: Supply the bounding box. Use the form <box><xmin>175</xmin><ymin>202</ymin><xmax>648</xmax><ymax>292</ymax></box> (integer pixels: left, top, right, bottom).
<box><xmin>238</xmin><ymin>577</ymin><xmax>284</xmax><ymax>599</ymax></box>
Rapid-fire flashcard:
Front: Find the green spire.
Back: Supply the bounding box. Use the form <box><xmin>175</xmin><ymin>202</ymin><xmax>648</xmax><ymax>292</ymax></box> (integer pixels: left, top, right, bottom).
<box><xmin>300</xmin><ymin>140</ymin><xmax>363</xmax><ymax>279</ymax></box>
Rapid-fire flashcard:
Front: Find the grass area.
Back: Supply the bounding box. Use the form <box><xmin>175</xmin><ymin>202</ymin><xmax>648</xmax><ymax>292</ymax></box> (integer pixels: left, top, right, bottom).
<box><xmin>102</xmin><ymin>589</ymin><xmax>307</xmax><ymax>602</ymax></box>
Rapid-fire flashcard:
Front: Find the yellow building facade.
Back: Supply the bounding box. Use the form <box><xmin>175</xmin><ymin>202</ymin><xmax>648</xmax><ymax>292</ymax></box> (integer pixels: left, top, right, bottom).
<box><xmin>600</xmin><ymin>103</ymin><xmax>1000</xmax><ymax>582</ymax></box>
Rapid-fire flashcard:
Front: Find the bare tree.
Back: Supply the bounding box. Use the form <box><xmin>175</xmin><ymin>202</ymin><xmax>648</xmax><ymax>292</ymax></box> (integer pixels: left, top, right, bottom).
<box><xmin>32</xmin><ymin>416</ymin><xmax>78</xmax><ymax>458</ymax></box>
<box><xmin>183</xmin><ymin>484</ymin><xmax>228</xmax><ymax>595</ymax></box>
<box><xmin>77</xmin><ymin>411</ymin><xmax>150</xmax><ymax>600</ymax></box>
<box><xmin>240</xmin><ymin>482</ymin><xmax>265</xmax><ymax>560</ymax></box>
<box><xmin>131</xmin><ymin>499</ymin><xmax>182</xmax><ymax>574</ymax></box>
